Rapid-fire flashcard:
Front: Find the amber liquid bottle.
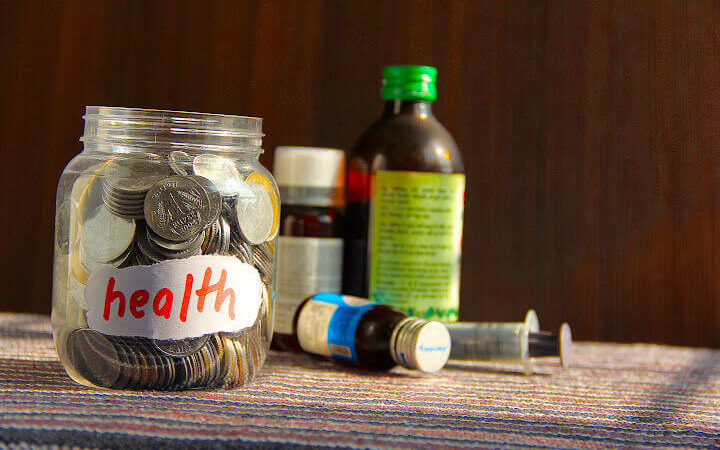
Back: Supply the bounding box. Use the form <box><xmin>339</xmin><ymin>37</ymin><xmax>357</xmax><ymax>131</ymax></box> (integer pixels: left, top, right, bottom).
<box><xmin>271</xmin><ymin>147</ymin><xmax>345</xmax><ymax>351</ymax></box>
<box><xmin>292</xmin><ymin>293</ymin><xmax>451</xmax><ymax>372</ymax></box>
<box><xmin>343</xmin><ymin>65</ymin><xmax>465</xmax><ymax>322</ymax></box>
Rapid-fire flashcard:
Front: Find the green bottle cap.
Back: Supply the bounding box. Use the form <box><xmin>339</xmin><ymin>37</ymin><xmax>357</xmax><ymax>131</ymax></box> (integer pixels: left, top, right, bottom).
<box><xmin>382</xmin><ymin>65</ymin><xmax>438</xmax><ymax>102</ymax></box>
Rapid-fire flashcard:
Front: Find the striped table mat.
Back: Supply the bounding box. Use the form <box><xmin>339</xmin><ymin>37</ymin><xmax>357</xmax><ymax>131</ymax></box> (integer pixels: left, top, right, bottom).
<box><xmin>0</xmin><ymin>313</ymin><xmax>719</xmax><ymax>449</ymax></box>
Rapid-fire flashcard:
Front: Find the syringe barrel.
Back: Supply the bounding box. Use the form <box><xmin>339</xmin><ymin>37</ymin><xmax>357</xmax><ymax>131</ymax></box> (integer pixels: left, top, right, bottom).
<box><xmin>447</xmin><ymin>322</ymin><xmax>527</xmax><ymax>362</ymax></box>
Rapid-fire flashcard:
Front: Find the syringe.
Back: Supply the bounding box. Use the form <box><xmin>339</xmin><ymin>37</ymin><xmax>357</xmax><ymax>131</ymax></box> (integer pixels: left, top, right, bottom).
<box><xmin>446</xmin><ymin>311</ymin><xmax>572</xmax><ymax>375</ymax></box>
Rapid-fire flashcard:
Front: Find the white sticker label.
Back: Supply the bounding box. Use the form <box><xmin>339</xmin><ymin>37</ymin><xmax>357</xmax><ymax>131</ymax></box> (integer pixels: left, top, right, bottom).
<box><xmin>85</xmin><ymin>255</ymin><xmax>263</xmax><ymax>340</ymax></box>
<box><xmin>275</xmin><ymin>236</ymin><xmax>343</xmax><ymax>334</ymax></box>
<box><xmin>296</xmin><ymin>299</ymin><xmax>337</xmax><ymax>357</ymax></box>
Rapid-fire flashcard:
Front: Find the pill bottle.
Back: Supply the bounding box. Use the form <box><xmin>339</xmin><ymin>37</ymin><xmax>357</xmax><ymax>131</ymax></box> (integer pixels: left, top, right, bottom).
<box><xmin>271</xmin><ymin>147</ymin><xmax>345</xmax><ymax>350</ymax></box>
<box><xmin>293</xmin><ymin>293</ymin><xmax>451</xmax><ymax>373</ymax></box>
<box><xmin>344</xmin><ymin>65</ymin><xmax>465</xmax><ymax>322</ymax></box>
<box><xmin>51</xmin><ymin>107</ymin><xmax>279</xmax><ymax>390</ymax></box>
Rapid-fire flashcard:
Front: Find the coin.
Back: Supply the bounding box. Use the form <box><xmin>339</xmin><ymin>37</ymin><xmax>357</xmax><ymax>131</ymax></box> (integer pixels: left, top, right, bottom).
<box><xmin>229</xmin><ymin>239</ymin><xmax>253</xmax><ymax>264</ymax></box>
<box><xmin>148</xmin><ymin>226</ymin><xmax>205</xmax><ymax>252</ymax></box>
<box><xmin>245</xmin><ymin>171</ymin><xmax>280</xmax><ymax>239</ymax></box>
<box><xmin>81</xmin><ymin>205</ymin><xmax>135</xmax><ymax>263</ymax></box>
<box><xmin>205</xmin><ymin>334</ymin><xmax>224</xmax><ymax>387</ymax></box>
<box><xmin>176</xmin><ymin>351</ymin><xmax>197</xmax><ymax>390</ymax></box>
<box><xmin>103</xmin><ymin>158</ymin><xmax>166</xmax><ymax>195</ymax></box>
<box><xmin>220</xmin><ymin>334</ymin><xmax>241</xmax><ymax>388</ymax></box>
<box><xmin>67</xmin><ymin>329</ymin><xmax>121</xmax><ymax>389</ymax></box>
<box><xmin>218</xmin><ymin>216</ymin><xmax>231</xmax><ymax>254</ymax></box>
<box><xmin>169</xmin><ymin>151</ymin><xmax>192</xmax><ymax>176</ymax></box>
<box><xmin>135</xmin><ymin>339</ymin><xmax>161</xmax><ymax>390</ymax></box>
<box><xmin>192</xmin><ymin>176</ymin><xmax>222</xmax><ymax>223</ymax></box>
<box><xmin>69</xmin><ymin>247</ymin><xmax>90</xmax><ymax>284</ymax></box>
<box><xmin>144</xmin><ymin>176</ymin><xmax>217</xmax><ymax>241</ymax></box>
<box><xmin>195</xmin><ymin>345</ymin><xmax>213</xmax><ymax>387</ymax></box>
<box><xmin>192</xmin><ymin>154</ymin><xmax>242</xmax><ymax>197</ymax></box>
<box><xmin>252</xmin><ymin>243</ymin><xmax>274</xmax><ymax>283</ymax></box>
<box><xmin>119</xmin><ymin>338</ymin><xmax>141</xmax><ymax>390</ymax></box>
<box><xmin>127</xmin><ymin>338</ymin><xmax>152</xmax><ymax>389</ymax></box>
<box><xmin>235</xmin><ymin>181</ymin><xmax>274</xmax><ymax>244</ymax></box>
<box><xmin>153</xmin><ymin>335</ymin><xmax>210</xmax><ymax>357</ymax></box>
<box><xmin>101</xmin><ymin>180</ymin><xmax>146</xmax><ymax>220</ymax></box>
<box><xmin>79</xmin><ymin>241</ymin><xmax>132</xmax><ymax>274</ymax></box>
<box><xmin>201</xmin><ymin>217</ymin><xmax>231</xmax><ymax>255</ymax></box>
<box><xmin>111</xmin><ymin>340</ymin><xmax>133</xmax><ymax>390</ymax></box>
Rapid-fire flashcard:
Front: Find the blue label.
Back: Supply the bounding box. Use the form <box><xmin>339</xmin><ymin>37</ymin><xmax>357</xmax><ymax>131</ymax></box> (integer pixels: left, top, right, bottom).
<box><xmin>310</xmin><ymin>293</ymin><xmax>374</xmax><ymax>361</ymax></box>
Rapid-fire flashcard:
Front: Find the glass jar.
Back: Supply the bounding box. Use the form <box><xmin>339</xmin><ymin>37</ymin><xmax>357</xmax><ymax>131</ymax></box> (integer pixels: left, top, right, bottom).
<box><xmin>51</xmin><ymin>107</ymin><xmax>278</xmax><ymax>390</ymax></box>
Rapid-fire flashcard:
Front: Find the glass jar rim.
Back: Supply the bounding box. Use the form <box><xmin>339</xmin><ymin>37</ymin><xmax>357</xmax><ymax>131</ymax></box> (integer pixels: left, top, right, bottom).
<box><xmin>81</xmin><ymin>106</ymin><xmax>264</xmax><ymax>152</ymax></box>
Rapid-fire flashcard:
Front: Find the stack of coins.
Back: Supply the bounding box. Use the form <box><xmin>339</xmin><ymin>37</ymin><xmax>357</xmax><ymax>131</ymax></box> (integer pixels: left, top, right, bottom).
<box><xmin>102</xmin><ymin>159</ymin><xmax>166</xmax><ymax>220</ymax></box>
<box><xmin>65</xmin><ymin>151</ymin><xmax>279</xmax><ymax>390</ymax></box>
<box><xmin>201</xmin><ymin>217</ymin><xmax>232</xmax><ymax>255</ymax></box>
<box><xmin>67</xmin><ymin>328</ymin><xmax>263</xmax><ymax>390</ymax></box>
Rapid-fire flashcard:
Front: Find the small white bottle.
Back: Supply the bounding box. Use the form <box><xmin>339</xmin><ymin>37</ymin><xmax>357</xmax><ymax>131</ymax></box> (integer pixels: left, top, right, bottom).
<box><xmin>271</xmin><ymin>147</ymin><xmax>346</xmax><ymax>350</ymax></box>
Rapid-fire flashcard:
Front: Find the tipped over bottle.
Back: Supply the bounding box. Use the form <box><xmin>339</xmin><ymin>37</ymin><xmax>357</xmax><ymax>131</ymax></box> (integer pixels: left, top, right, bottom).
<box><xmin>291</xmin><ymin>293</ymin><xmax>451</xmax><ymax>373</ymax></box>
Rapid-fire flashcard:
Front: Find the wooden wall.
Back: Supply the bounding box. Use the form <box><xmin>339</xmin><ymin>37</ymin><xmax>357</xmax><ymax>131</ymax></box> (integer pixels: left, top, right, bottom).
<box><xmin>1</xmin><ymin>0</ymin><xmax>719</xmax><ymax>346</ymax></box>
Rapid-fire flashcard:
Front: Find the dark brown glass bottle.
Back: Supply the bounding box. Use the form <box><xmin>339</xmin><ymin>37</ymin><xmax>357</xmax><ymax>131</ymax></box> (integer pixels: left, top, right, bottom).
<box><xmin>343</xmin><ymin>66</ymin><xmax>465</xmax><ymax>322</ymax></box>
<box><xmin>271</xmin><ymin>147</ymin><xmax>345</xmax><ymax>351</ymax></box>
<box><xmin>292</xmin><ymin>293</ymin><xmax>451</xmax><ymax>373</ymax></box>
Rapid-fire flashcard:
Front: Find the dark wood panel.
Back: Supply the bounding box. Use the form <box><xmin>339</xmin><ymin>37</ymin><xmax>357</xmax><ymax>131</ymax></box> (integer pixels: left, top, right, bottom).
<box><xmin>1</xmin><ymin>0</ymin><xmax>719</xmax><ymax>346</ymax></box>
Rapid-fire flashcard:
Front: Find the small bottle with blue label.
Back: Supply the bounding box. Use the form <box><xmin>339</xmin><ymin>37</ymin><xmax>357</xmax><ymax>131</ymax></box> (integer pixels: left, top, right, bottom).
<box><xmin>293</xmin><ymin>293</ymin><xmax>451</xmax><ymax>373</ymax></box>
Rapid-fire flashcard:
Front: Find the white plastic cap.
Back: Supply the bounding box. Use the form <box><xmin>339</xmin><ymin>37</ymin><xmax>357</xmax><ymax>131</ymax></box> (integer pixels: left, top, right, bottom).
<box><xmin>273</xmin><ymin>147</ymin><xmax>345</xmax><ymax>188</ymax></box>
<box><xmin>559</xmin><ymin>323</ymin><xmax>573</xmax><ymax>369</ymax></box>
<box><xmin>391</xmin><ymin>318</ymin><xmax>451</xmax><ymax>373</ymax></box>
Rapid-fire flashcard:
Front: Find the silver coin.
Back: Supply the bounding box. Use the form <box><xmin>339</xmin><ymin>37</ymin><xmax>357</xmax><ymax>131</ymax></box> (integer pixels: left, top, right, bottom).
<box><xmin>148</xmin><ymin>226</ymin><xmax>206</xmax><ymax>252</ymax></box>
<box><xmin>67</xmin><ymin>329</ymin><xmax>122</xmax><ymax>389</ymax></box>
<box><xmin>218</xmin><ymin>216</ymin><xmax>231</xmax><ymax>254</ymax></box>
<box><xmin>252</xmin><ymin>243</ymin><xmax>274</xmax><ymax>282</ymax></box>
<box><xmin>153</xmin><ymin>335</ymin><xmax>210</xmax><ymax>357</ymax></box>
<box><xmin>109</xmin><ymin>337</ymin><xmax>133</xmax><ymax>390</ymax></box>
<box><xmin>230</xmin><ymin>239</ymin><xmax>253</xmax><ymax>264</ymax></box>
<box><xmin>144</xmin><ymin>176</ymin><xmax>215</xmax><ymax>241</ymax></box>
<box><xmin>235</xmin><ymin>182</ymin><xmax>274</xmax><ymax>245</ymax></box>
<box><xmin>137</xmin><ymin>225</ymin><xmax>203</xmax><ymax>262</ymax></box>
<box><xmin>104</xmin><ymin>158</ymin><xmax>166</xmax><ymax>195</ymax></box>
<box><xmin>122</xmin><ymin>339</ymin><xmax>144</xmax><ymax>390</ymax></box>
<box><xmin>132</xmin><ymin>338</ymin><xmax>160</xmax><ymax>390</ymax></box>
<box><xmin>192</xmin><ymin>176</ymin><xmax>222</xmax><ymax>223</ymax></box>
<box><xmin>169</xmin><ymin>151</ymin><xmax>192</xmax><ymax>176</ymax></box>
<box><xmin>81</xmin><ymin>205</ymin><xmax>136</xmax><ymax>263</ymax></box>
<box><xmin>79</xmin><ymin>240</ymin><xmax>131</xmax><ymax>273</ymax></box>
<box><xmin>201</xmin><ymin>219</ymin><xmax>220</xmax><ymax>254</ymax></box>
<box><xmin>201</xmin><ymin>216</ymin><xmax>231</xmax><ymax>255</ymax></box>
<box><xmin>192</xmin><ymin>154</ymin><xmax>242</xmax><ymax>197</ymax></box>
<box><xmin>154</xmin><ymin>242</ymin><xmax>203</xmax><ymax>260</ymax></box>
<box><xmin>126</xmin><ymin>338</ymin><xmax>152</xmax><ymax>389</ymax></box>
<box><xmin>101</xmin><ymin>186</ymin><xmax>146</xmax><ymax>220</ymax></box>
<box><xmin>134</xmin><ymin>224</ymin><xmax>164</xmax><ymax>263</ymax></box>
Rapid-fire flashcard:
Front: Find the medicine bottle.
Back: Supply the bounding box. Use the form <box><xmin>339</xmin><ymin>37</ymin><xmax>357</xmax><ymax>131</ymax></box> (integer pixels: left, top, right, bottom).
<box><xmin>271</xmin><ymin>147</ymin><xmax>345</xmax><ymax>350</ymax></box>
<box><xmin>292</xmin><ymin>293</ymin><xmax>451</xmax><ymax>373</ymax></box>
<box><xmin>344</xmin><ymin>65</ymin><xmax>465</xmax><ymax>322</ymax></box>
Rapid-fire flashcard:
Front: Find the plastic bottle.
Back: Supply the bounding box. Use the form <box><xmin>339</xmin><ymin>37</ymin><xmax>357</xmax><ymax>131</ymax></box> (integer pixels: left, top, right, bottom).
<box><xmin>271</xmin><ymin>147</ymin><xmax>345</xmax><ymax>350</ymax></box>
<box><xmin>344</xmin><ymin>65</ymin><xmax>465</xmax><ymax>322</ymax></box>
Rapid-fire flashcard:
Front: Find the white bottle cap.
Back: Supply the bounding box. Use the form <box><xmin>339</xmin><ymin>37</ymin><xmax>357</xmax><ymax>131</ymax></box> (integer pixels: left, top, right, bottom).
<box><xmin>390</xmin><ymin>318</ymin><xmax>451</xmax><ymax>373</ymax></box>
<box><xmin>273</xmin><ymin>147</ymin><xmax>345</xmax><ymax>189</ymax></box>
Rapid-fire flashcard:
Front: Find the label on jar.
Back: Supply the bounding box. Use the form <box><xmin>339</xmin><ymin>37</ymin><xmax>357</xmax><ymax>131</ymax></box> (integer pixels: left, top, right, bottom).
<box><xmin>85</xmin><ymin>255</ymin><xmax>263</xmax><ymax>340</ymax></box>
<box><xmin>369</xmin><ymin>170</ymin><xmax>465</xmax><ymax>321</ymax></box>
<box><xmin>296</xmin><ymin>293</ymin><xmax>374</xmax><ymax>361</ymax></box>
<box><xmin>275</xmin><ymin>236</ymin><xmax>343</xmax><ymax>334</ymax></box>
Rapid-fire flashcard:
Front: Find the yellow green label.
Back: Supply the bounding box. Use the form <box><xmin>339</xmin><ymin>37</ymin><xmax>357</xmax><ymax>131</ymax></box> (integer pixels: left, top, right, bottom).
<box><xmin>369</xmin><ymin>170</ymin><xmax>465</xmax><ymax>321</ymax></box>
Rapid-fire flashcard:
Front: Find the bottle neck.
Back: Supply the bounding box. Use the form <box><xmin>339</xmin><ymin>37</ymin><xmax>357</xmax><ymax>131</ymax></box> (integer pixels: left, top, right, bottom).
<box><xmin>382</xmin><ymin>100</ymin><xmax>434</xmax><ymax>118</ymax></box>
